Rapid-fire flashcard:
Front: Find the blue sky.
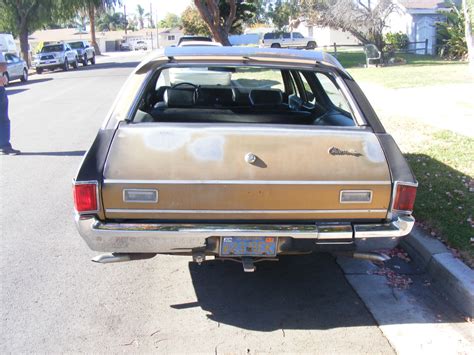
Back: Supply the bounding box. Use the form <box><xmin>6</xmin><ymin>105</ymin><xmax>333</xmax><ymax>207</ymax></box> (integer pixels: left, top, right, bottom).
<box><xmin>118</xmin><ymin>0</ymin><xmax>191</xmax><ymax>20</ymax></box>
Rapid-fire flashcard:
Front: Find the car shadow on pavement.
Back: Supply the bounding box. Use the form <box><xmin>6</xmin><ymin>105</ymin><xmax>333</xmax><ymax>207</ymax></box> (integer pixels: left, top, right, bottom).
<box><xmin>17</xmin><ymin>150</ymin><xmax>86</xmax><ymax>156</ymax></box>
<box><xmin>7</xmin><ymin>77</ymin><xmax>53</xmax><ymax>89</ymax></box>
<box><xmin>5</xmin><ymin>88</ymin><xmax>28</xmax><ymax>95</ymax></box>
<box><xmin>176</xmin><ymin>253</ymin><xmax>379</xmax><ymax>331</ymax></box>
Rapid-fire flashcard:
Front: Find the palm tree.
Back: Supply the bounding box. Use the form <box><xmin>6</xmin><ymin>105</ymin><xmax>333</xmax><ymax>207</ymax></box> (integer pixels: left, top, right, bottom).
<box><xmin>136</xmin><ymin>4</ymin><xmax>145</xmax><ymax>29</ymax></box>
<box><xmin>76</xmin><ymin>0</ymin><xmax>120</xmax><ymax>54</ymax></box>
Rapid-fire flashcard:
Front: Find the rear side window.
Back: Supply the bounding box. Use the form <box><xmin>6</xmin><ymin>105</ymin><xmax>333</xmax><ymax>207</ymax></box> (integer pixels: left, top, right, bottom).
<box><xmin>264</xmin><ymin>33</ymin><xmax>276</xmax><ymax>40</ymax></box>
<box><xmin>315</xmin><ymin>73</ymin><xmax>352</xmax><ymax>113</ymax></box>
<box><xmin>283</xmin><ymin>33</ymin><xmax>291</xmax><ymax>39</ymax></box>
<box><xmin>293</xmin><ymin>32</ymin><xmax>304</xmax><ymax>39</ymax></box>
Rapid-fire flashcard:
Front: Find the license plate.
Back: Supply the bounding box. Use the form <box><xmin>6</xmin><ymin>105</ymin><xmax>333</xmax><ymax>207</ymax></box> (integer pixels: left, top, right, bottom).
<box><xmin>220</xmin><ymin>237</ymin><xmax>277</xmax><ymax>257</ymax></box>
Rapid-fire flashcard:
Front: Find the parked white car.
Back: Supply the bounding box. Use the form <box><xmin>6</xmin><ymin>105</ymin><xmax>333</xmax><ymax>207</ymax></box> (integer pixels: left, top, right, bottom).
<box><xmin>260</xmin><ymin>32</ymin><xmax>317</xmax><ymax>49</ymax></box>
<box><xmin>33</xmin><ymin>42</ymin><xmax>78</xmax><ymax>74</ymax></box>
<box><xmin>134</xmin><ymin>41</ymin><xmax>148</xmax><ymax>51</ymax></box>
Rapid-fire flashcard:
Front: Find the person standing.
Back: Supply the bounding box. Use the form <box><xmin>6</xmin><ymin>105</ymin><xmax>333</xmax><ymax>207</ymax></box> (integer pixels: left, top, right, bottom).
<box><xmin>0</xmin><ymin>54</ymin><xmax>20</xmax><ymax>155</ymax></box>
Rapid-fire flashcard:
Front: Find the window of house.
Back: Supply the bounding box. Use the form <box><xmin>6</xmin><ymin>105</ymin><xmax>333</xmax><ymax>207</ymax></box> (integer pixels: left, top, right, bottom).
<box><xmin>168</xmin><ymin>35</ymin><xmax>175</xmax><ymax>41</ymax></box>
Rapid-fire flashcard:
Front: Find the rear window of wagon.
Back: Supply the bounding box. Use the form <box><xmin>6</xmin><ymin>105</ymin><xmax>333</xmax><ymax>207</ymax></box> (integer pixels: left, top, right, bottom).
<box><xmin>130</xmin><ymin>65</ymin><xmax>358</xmax><ymax>127</ymax></box>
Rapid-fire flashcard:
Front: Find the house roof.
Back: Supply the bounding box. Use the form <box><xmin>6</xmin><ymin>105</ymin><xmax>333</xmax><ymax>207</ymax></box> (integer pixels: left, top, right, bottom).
<box><xmin>399</xmin><ymin>0</ymin><xmax>452</xmax><ymax>9</ymax></box>
<box><xmin>158</xmin><ymin>28</ymin><xmax>183</xmax><ymax>35</ymax></box>
<box><xmin>30</xmin><ymin>28</ymin><xmax>158</xmax><ymax>42</ymax></box>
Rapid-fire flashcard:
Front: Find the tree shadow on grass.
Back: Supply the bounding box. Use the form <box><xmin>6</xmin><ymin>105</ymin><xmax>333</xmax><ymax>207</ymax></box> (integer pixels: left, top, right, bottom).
<box><xmin>405</xmin><ymin>153</ymin><xmax>473</xmax><ymax>262</ymax></box>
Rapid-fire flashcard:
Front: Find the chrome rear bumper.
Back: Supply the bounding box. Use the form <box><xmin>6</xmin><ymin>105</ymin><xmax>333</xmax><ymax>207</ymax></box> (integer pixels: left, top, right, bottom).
<box><xmin>75</xmin><ymin>214</ymin><xmax>415</xmax><ymax>254</ymax></box>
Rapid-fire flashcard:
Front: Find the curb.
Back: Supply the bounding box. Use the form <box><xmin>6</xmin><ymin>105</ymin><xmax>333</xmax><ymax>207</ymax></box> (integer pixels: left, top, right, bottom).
<box><xmin>401</xmin><ymin>227</ymin><xmax>474</xmax><ymax>317</ymax></box>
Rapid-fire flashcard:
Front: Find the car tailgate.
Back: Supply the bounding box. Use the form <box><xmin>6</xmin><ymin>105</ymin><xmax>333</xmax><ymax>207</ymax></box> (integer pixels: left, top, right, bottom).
<box><xmin>101</xmin><ymin>123</ymin><xmax>391</xmax><ymax>220</ymax></box>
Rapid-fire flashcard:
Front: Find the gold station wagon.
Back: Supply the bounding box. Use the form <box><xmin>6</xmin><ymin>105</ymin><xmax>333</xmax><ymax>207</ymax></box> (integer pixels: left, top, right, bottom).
<box><xmin>73</xmin><ymin>47</ymin><xmax>417</xmax><ymax>272</ymax></box>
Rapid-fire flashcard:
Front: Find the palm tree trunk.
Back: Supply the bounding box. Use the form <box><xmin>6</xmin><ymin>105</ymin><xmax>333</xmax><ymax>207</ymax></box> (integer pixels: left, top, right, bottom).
<box><xmin>88</xmin><ymin>4</ymin><xmax>101</xmax><ymax>55</ymax></box>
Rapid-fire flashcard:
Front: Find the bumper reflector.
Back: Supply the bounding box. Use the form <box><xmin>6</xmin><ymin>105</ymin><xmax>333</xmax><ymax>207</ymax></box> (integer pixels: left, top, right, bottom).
<box><xmin>340</xmin><ymin>190</ymin><xmax>372</xmax><ymax>203</ymax></box>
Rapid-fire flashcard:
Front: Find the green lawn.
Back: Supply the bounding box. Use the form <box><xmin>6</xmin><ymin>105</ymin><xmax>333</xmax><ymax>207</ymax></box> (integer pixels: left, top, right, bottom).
<box><xmin>330</xmin><ymin>51</ymin><xmax>472</xmax><ymax>88</ymax></box>
<box><xmin>406</xmin><ymin>131</ymin><xmax>474</xmax><ymax>265</ymax></box>
<box><xmin>349</xmin><ymin>63</ymin><xmax>471</xmax><ymax>88</ymax></box>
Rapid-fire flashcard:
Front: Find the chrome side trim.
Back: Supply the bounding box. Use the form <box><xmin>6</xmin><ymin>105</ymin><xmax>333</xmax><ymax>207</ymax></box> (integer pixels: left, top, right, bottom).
<box><xmin>105</xmin><ymin>208</ymin><xmax>388</xmax><ymax>214</ymax></box>
<box><xmin>104</xmin><ymin>179</ymin><xmax>391</xmax><ymax>185</ymax></box>
<box><xmin>75</xmin><ymin>215</ymin><xmax>414</xmax><ymax>254</ymax></box>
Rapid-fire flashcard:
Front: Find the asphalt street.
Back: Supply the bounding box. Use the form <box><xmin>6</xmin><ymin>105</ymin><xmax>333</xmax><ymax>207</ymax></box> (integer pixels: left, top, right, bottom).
<box><xmin>1</xmin><ymin>52</ymin><xmax>472</xmax><ymax>353</ymax></box>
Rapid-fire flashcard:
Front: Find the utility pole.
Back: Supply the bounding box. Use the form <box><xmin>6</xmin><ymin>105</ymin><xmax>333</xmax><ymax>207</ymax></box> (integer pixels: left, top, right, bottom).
<box><xmin>149</xmin><ymin>3</ymin><xmax>154</xmax><ymax>28</ymax></box>
<box><xmin>156</xmin><ymin>9</ymin><xmax>160</xmax><ymax>49</ymax></box>
<box><xmin>124</xmin><ymin>5</ymin><xmax>128</xmax><ymax>34</ymax></box>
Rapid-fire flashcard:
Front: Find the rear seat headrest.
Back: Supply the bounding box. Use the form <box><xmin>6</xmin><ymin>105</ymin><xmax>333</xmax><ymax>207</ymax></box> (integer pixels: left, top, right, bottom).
<box><xmin>196</xmin><ymin>87</ymin><xmax>235</xmax><ymax>106</ymax></box>
<box><xmin>249</xmin><ymin>89</ymin><xmax>283</xmax><ymax>106</ymax></box>
<box><xmin>164</xmin><ymin>88</ymin><xmax>195</xmax><ymax>108</ymax></box>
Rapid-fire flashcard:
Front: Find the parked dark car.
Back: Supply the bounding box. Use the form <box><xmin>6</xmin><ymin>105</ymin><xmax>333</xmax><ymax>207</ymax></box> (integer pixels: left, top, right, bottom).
<box><xmin>68</xmin><ymin>40</ymin><xmax>96</xmax><ymax>66</ymax></box>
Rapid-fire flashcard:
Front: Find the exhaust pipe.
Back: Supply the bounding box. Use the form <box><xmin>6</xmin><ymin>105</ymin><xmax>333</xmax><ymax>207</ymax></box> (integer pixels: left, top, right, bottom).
<box><xmin>92</xmin><ymin>253</ymin><xmax>156</xmax><ymax>264</ymax></box>
<box><xmin>352</xmin><ymin>252</ymin><xmax>390</xmax><ymax>262</ymax></box>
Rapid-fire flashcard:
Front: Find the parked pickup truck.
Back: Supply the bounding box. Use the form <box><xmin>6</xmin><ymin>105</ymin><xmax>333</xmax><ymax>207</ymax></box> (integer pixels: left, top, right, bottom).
<box><xmin>34</xmin><ymin>42</ymin><xmax>78</xmax><ymax>73</ymax></box>
<box><xmin>73</xmin><ymin>47</ymin><xmax>417</xmax><ymax>272</ymax></box>
<box><xmin>68</xmin><ymin>41</ymin><xmax>96</xmax><ymax>66</ymax></box>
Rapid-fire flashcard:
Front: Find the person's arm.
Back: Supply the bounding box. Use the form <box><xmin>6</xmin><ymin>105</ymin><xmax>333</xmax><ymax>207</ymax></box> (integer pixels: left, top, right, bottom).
<box><xmin>0</xmin><ymin>63</ymin><xmax>7</xmax><ymax>86</ymax></box>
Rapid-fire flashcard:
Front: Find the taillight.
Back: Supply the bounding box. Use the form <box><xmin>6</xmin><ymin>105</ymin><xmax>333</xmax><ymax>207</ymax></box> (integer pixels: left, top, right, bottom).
<box><xmin>393</xmin><ymin>183</ymin><xmax>417</xmax><ymax>211</ymax></box>
<box><xmin>73</xmin><ymin>182</ymin><xmax>98</xmax><ymax>213</ymax></box>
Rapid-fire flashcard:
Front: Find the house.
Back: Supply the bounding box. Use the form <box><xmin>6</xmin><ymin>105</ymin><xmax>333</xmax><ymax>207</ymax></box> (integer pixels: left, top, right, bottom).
<box><xmin>294</xmin><ymin>21</ymin><xmax>360</xmax><ymax>48</ymax></box>
<box><xmin>387</xmin><ymin>0</ymin><xmax>457</xmax><ymax>54</ymax></box>
<box><xmin>158</xmin><ymin>28</ymin><xmax>184</xmax><ymax>47</ymax></box>
<box><xmin>28</xmin><ymin>28</ymin><xmax>159</xmax><ymax>53</ymax></box>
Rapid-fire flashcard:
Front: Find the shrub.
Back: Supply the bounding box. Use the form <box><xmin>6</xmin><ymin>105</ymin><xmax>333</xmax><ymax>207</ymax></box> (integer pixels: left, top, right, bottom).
<box><xmin>384</xmin><ymin>32</ymin><xmax>409</xmax><ymax>51</ymax></box>
<box><xmin>436</xmin><ymin>3</ymin><xmax>468</xmax><ymax>59</ymax></box>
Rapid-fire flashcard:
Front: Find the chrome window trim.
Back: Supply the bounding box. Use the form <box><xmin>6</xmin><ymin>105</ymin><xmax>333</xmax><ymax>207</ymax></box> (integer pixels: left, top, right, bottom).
<box><xmin>72</xmin><ymin>179</ymin><xmax>100</xmax><ymax>214</ymax></box>
<box><xmin>105</xmin><ymin>208</ymin><xmax>387</xmax><ymax>214</ymax></box>
<box><xmin>335</xmin><ymin>75</ymin><xmax>367</xmax><ymax>126</ymax></box>
<box><xmin>339</xmin><ymin>190</ymin><xmax>373</xmax><ymax>204</ymax></box>
<box><xmin>123</xmin><ymin>188</ymin><xmax>159</xmax><ymax>203</ymax></box>
<box><xmin>104</xmin><ymin>179</ymin><xmax>391</xmax><ymax>185</ymax></box>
